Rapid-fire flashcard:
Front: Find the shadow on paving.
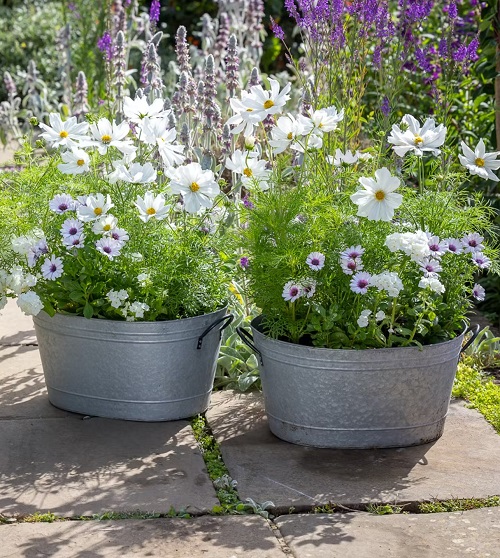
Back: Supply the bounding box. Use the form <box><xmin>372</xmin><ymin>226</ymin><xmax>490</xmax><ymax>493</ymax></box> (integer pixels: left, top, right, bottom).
<box><xmin>2</xmin><ymin>516</ymin><xmax>284</xmax><ymax>558</ymax></box>
<box><xmin>0</xmin><ymin>418</ymin><xmax>216</xmax><ymax>517</ymax></box>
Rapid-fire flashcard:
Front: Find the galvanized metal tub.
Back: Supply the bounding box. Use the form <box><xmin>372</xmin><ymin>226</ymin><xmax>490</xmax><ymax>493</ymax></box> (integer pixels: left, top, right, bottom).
<box><xmin>239</xmin><ymin>318</ymin><xmax>478</xmax><ymax>448</ymax></box>
<box><xmin>33</xmin><ymin>309</ymin><xmax>232</xmax><ymax>421</ymax></box>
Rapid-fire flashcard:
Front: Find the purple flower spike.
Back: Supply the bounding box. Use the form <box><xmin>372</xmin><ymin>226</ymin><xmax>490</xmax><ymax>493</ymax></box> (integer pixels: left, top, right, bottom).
<box><xmin>97</xmin><ymin>32</ymin><xmax>113</xmax><ymax>62</ymax></box>
<box><xmin>150</xmin><ymin>0</ymin><xmax>160</xmax><ymax>24</ymax></box>
<box><xmin>270</xmin><ymin>17</ymin><xmax>285</xmax><ymax>41</ymax></box>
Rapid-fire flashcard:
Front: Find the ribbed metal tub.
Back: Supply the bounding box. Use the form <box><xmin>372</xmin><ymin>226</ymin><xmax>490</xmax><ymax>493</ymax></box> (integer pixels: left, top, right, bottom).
<box><xmin>241</xmin><ymin>317</ymin><xmax>476</xmax><ymax>448</ymax></box>
<box><xmin>33</xmin><ymin>309</ymin><xmax>231</xmax><ymax>421</ymax></box>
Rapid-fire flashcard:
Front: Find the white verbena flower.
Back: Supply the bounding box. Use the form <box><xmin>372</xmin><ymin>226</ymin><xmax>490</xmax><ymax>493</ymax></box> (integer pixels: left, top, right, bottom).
<box><xmin>385</xmin><ymin>231</ymin><xmax>431</xmax><ymax>262</ymax></box>
<box><xmin>388</xmin><ymin>114</ymin><xmax>447</xmax><ymax>157</ymax></box>
<box><xmin>58</xmin><ymin>147</ymin><xmax>90</xmax><ymax>175</ymax></box>
<box><xmin>371</xmin><ymin>272</ymin><xmax>404</xmax><ymax>297</ymax></box>
<box><xmin>357</xmin><ymin>309</ymin><xmax>371</xmax><ymax>328</ymax></box>
<box><xmin>167</xmin><ymin>162</ymin><xmax>220</xmax><ymax>214</ymax></box>
<box><xmin>350</xmin><ymin>167</ymin><xmax>402</xmax><ymax>222</ymax></box>
<box><xmin>41</xmin><ymin>255</ymin><xmax>64</xmax><ymax>280</ymax></box>
<box><xmin>459</xmin><ymin>139</ymin><xmax>500</xmax><ymax>182</ymax></box>
<box><xmin>129</xmin><ymin>301</ymin><xmax>150</xmax><ymax>319</ymax></box>
<box><xmin>39</xmin><ymin>113</ymin><xmax>89</xmax><ymax>148</ymax></box>
<box><xmin>418</xmin><ymin>276</ymin><xmax>445</xmax><ymax>294</ymax></box>
<box><xmin>107</xmin><ymin>289</ymin><xmax>129</xmax><ymax>309</ymax></box>
<box><xmin>17</xmin><ymin>291</ymin><xmax>44</xmax><ymax>316</ymax></box>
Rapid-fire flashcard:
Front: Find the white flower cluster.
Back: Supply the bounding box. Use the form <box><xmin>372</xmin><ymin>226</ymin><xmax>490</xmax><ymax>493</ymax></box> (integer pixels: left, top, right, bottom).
<box><xmin>106</xmin><ymin>289</ymin><xmax>149</xmax><ymax>321</ymax></box>
<box><xmin>371</xmin><ymin>272</ymin><xmax>404</xmax><ymax>298</ymax></box>
<box><xmin>0</xmin><ymin>266</ymin><xmax>43</xmax><ymax>316</ymax></box>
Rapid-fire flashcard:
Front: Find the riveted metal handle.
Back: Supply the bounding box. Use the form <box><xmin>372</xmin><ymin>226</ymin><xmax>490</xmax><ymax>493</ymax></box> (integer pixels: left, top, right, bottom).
<box><xmin>197</xmin><ymin>314</ymin><xmax>234</xmax><ymax>350</ymax></box>
<box><xmin>237</xmin><ymin>326</ymin><xmax>263</xmax><ymax>365</ymax></box>
<box><xmin>460</xmin><ymin>324</ymin><xmax>481</xmax><ymax>353</ymax></box>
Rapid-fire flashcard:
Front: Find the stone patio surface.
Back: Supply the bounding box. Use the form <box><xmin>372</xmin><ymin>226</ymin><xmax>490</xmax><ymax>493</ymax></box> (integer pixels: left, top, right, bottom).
<box><xmin>207</xmin><ymin>391</ymin><xmax>500</xmax><ymax>509</ymax></box>
<box><xmin>1</xmin><ymin>303</ymin><xmax>500</xmax><ymax>556</ymax></box>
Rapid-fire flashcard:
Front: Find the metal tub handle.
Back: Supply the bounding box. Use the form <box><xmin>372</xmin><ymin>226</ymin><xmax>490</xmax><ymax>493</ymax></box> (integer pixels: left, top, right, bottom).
<box><xmin>237</xmin><ymin>327</ymin><xmax>263</xmax><ymax>365</ymax></box>
<box><xmin>197</xmin><ymin>314</ymin><xmax>234</xmax><ymax>349</ymax></box>
<box><xmin>460</xmin><ymin>324</ymin><xmax>480</xmax><ymax>353</ymax></box>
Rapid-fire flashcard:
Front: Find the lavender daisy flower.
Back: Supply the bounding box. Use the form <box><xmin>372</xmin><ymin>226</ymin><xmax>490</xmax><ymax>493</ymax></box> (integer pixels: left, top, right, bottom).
<box><xmin>419</xmin><ymin>258</ymin><xmax>443</xmax><ymax>277</ymax></box>
<box><xmin>341</xmin><ymin>245</ymin><xmax>365</xmax><ymax>260</ymax></box>
<box><xmin>471</xmin><ymin>252</ymin><xmax>491</xmax><ymax>269</ymax></box>
<box><xmin>461</xmin><ymin>233</ymin><xmax>484</xmax><ymax>253</ymax></box>
<box><xmin>49</xmin><ymin>194</ymin><xmax>75</xmax><ymax>214</ymax></box>
<box><xmin>96</xmin><ymin>237</ymin><xmax>122</xmax><ymax>260</ymax></box>
<box><xmin>472</xmin><ymin>283</ymin><xmax>485</xmax><ymax>301</ymax></box>
<box><xmin>110</xmin><ymin>228</ymin><xmax>129</xmax><ymax>244</ymax></box>
<box><xmin>282</xmin><ymin>280</ymin><xmax>303</xmax><ymax>302</ymax></box>
<box><xmin>444</xmin><ymin>238</ymin><xmax>463</xmax><ymax>254</ymax></box>
<box><xmin>61</xmin><ymin>218</ymin><xmax>83</xmax><ymax>239</ymax></box>
<box><xmin>340</xmin><ymin>257</ymin><xmax>364</xmax><ymax>275</ymax></box>
<box><xmin>306</xmin><ymin>252</ymin><xmax>325</xmax><ymax>271</ymax></box>
<box><xmin>63</xmin><ymin>234</ymin><xmax>85</xmax><ymax>249</ymax></box>
<box><xmin>350</xmin><ymin>272</ymin><xmax>372</xmax><ymax>294</ymax></box>
<box><xmin>41</xmin><ymin>255</ymin><xmax>64</xmax><ymax>280</ymax></box>
<box><xmin>301</xmin><ymin>278</ymin><xmax>317</xmax><ymax>298</ymax></box>
<box><xmin>427</xmin><ymin>235</ymin><xmax>447</xmax><ymax>258</ymax></box>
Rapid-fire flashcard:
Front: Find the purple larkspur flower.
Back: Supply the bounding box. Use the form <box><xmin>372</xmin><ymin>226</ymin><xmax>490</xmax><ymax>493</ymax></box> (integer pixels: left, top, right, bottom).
<box><xmin>97</xmin><ymin>32</ymin><xmax>113</xmax><ymax>62</ymax></box>
<box><xmin>381</xmin><ymin>96</ymin><xmax>391</xmax><ymax>117</ymax></box>
<box><xmin>242</xmin><ymin>194</ymin><xmax>254</xmax><ymax>209</ymax></box>
<box><xmin>448</xmin><ymin>1</ymin><xmax>458</xmax><ymax>20</ymax></box>
<box><xmin>239</xmin><ymin>257</ymin><xmax>250</xmax><ymax>269</ymax></box>
<box><xmin>150</xmin><ymin>0</ymin><xmax>160</xmax><ymax>24</ymax></box>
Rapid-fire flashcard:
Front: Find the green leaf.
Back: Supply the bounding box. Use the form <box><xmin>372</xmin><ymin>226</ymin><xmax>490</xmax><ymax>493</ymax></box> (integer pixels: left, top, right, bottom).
<box><xmin>83</xmin><ymin>302</ymin><xmax>94</xmax><ymax>319</ymax></box>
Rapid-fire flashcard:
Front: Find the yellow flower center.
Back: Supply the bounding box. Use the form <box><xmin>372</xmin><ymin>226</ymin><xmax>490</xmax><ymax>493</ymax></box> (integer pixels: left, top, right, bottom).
<box><xmin>243</xmin><ymin>168</ymin><xmax>253</xmax><ymax>177</ymax></box>
<box><xmin>264</xmin><ymin>100</ymin><xmax>274</xmax><ymax>110</ymax></box>
<box><xmin>59</xmin><ymin>130</ymin><xmax>69</xmax><ymax>138</ymax></box>
<box><xmin>246</xmin><ymin>108</ymin><xmax>253</xmax><ymax>112</ymax></box>
<box><xmin>103</xmin><ymin>224</ymin><xmax>111</xmax><ymax>231</ymax></box>
<box><xmin>77</xmin><ymin>159</ymin><xmax>85</xmax><ymax>166</ymax></box>
<box><xmin>287</xmin><ymin>132</ymin><xmax>293</xmax><ymax>140</ymax></box>
<box><xmin>101</xmin><ymin>134</ymin><xmax>112</xmax><ymax>144</ymax></box>
<box><xmin>94</xmin><ymin>207</ymin><xmax>103</xmax><ymax>215</ymax></box>
<box><xmin>146</xmin><ymin>207</ymin><xmax>156</xmax><ymax>215</ymax></box>
<box><xmin>374</xmin><ymin>190</ymin><xmax>386</xmax><ymax>201</ymax></box>
<box><xmin>475</xmin><ymin>157</ymin><xmax>485</xmax><ymax>167</ymax></box>
<box><xmin>190</xmin><ymin>182</ymin><xmax>200</xmax><ymax>192</ymax></box>
<box><xmin>414</xmin><ymin>135</ymin><xmax>424</xmax><ymax>146</ymax></box>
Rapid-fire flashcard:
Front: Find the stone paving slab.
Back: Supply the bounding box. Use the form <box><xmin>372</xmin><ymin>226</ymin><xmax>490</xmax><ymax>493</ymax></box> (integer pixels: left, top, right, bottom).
<box><xmin>207</xmin><ymin>391</ymin><xmax>500</xmax><ymax>508</ymax></box>
<box><xmin>1</xmin><ymin>516</ymin><xmax>286</xmax><ymax>557</ymax></box>
<box><xmin>0</xmin><ymin>145</ymin><xmax>15</xmax><ymax>165</ymax></box>
<box><xmin>0</xmin><ymin>418</ymin><xmax>218</xmax><ymax>517</ymax></box>
<box><xmin>0</xmin><ymin>299</ymin><xmax>37</xmax><ymax>345</ymax></box>
<box><xmin>275</xmin><ymin>507</ymin><xmax>500</xmax><ymax>557</ymax></box>
<box><xmin>0</xmin><ymin>344</ymin><xmax>70</xmax><ymax>419</ymax></box>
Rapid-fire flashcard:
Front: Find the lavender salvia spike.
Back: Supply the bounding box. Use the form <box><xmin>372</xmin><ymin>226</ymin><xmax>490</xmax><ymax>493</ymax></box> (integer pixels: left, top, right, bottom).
<box><xmin>4</xmin><ymin>72</ymin><xmax>17</xmax><ymax>103</ymax></box>
<box><xmin>168</xmin><ymin>111</ymin><xmax>176</xmax><ymax>130</ymax></box>
<box><xmin>214</xmin><ymin>12</ymin><xmax>230</xmax><ymax>61</ymax></box>
<box><xmin>225</xmin><ymin>34</ymin><xmax>240</xmax><ymax>99</ymax></box>
<box><xmin>113</xmin><ymin>30</ymin><xmax>127</xmax><ymax>121</ymax></box>
<box><xmin>145</xmin><ymin>42</ymin><xmax>165</xmax><ymax>100</ymax></box>
<box><xmin>176</xmin><ymin>71</ymin><xmax>190</xmax><ymax>117</ymax></box>
<box><xmin>175</xmin><ymin>26</ymin><xmax>192</xmax><ymax>75</ymax></box>
<box><xmin>73</xmin><ymin>71</ymin><xmax>89</xmax><ymax>120</ymax></box>
<box><xmin>135</xmin><ymin>88</ymin><xmax>144</xmax><ymax>99</ymax></box>
<box><xmin>221</xmin><ymin>123</ymin><xmax>232</xmax><ymax>157</ymax></box>
<box><xmin>164</xmin><ymin>97</ymin><xmax>172</xmax><ymax>111</ymax></box>
<box><xmin>203</xmin><ymin>55</ymin><xmax>219</xmax><ymax>133</ymax></box>
<box><xmin>180</xmin><ymin>122</ymin><xmax>190</xmax><ymax>147</ymax></box>
<box><xmin>200</xmin><ymin>13</ymin><xmax>216</xmax><ymax>52</ymax></box>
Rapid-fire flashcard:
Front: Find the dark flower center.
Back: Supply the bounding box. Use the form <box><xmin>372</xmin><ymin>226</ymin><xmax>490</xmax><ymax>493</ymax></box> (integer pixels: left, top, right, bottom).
<box><xmin>347</xmin><ymin>261</ymin><xmax>356</xmax><ymax>270</ymax></box>
<box><xmin>448</xmin><ymin>245</ymin><xmax>456</xmax><ymax>252</ymax></box>
<box><xmin>290</xmin><ymin>287</ymin><xmax>299</xmax><ymax>296</ymax></box>
<box><xmin>58</xmin><ymin>203</ymin><xmax>68</xmax><ymax>211</ymax></box>
<box><xmin>429</xmin><ymin>244</ymin><xmax>439</xmax><ymax>251</ymax></box>
<box><xmin>311</xmin><ymin>258</ymin><xmax>320</xmax><ymax>266</ymax></box>
<box><xmin>50</xmin><ymin>264</ymin><xmax>57</xmax><ymax>272</ymax></box>
<box><xmin>358</xmin><ymin>280</ymin><xmax>368</xmax><ymax>288</ymax></box>
<box><xmin>69</xmin><ymin>227</ymin><xmax>78</xmax><ymax>235</ymax></box>
<box><xmin>469</xmin><ymin>240</ymin><xmax>477</xmax><ymax>247</ymax></box>
<box><xmin>103</xmin><ymin>246</ymin><xmax>112</xmax><ymax>254</ymax></box>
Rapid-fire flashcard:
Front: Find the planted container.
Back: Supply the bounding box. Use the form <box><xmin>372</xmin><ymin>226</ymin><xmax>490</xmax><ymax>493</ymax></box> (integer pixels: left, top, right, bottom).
<box><xmin>34</xmin><ymin>309</ymin><xmax>232</xmax><ymax>421</ymax></box>
<box><xmin>238</xmin><ymin>317</ymin><xmax>478</xmax><ymax>449</ymax></box>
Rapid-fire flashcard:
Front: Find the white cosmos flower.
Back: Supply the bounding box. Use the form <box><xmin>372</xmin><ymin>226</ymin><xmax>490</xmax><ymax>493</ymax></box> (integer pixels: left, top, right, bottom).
<box><xmin>49</xmin><ymin>194</ymin><xmax>75</xmax><ymax>214</ymax></box>
<box><xmin>17</xmin><ymin>291</ymin><xmax>44</xmax><ymax>316</ymax></box>
<box><xmin>92</xmin><ymin>215</ymin><xmax>118</xmax><ymax>234</ymax></box>
<box><xmin>123</xmin><ymin>96</ymin><xmax>168</xmax><ymax>123</ymax></box>
<box><xmin>269</xmin><ymin>114</ymin><xmax>311</xmax><ymax>154</ymax></box>
<box><xmin>350</xmin><ymin>167</ymin><xmax>402</xmax><ymax>221</ymax></box>
<box><xmin>134</xmin><ymin>192</ymin><xmax>170</xmax><ymax>222</ymax></box>
<box><xmin>77</xmin><ymin>194</ymin><xmax>114</xmax><ymax>222</ymax></box>
<box><xmin>108</xmin><ymin>161</ymin><xmax>157</xmax><ymax>184</ymax></box>
<box><xmin>139</xmin><ymin>117</ymin><xmax>185</xmax><ymax>168</ymax></box>
<box><xmin>243</xmin><ymin>79</ymin><xmax>291</xmax><ymax>118</ymax></box>
<box><xmin>330</xmin><ymin>148</ymin><xmax>359</xmax><ymax>166</ymax></box>
<box><xmin>87</xmin><ymin>118</ymin><xmax>136</xmax><ymax>156</ymax></box>
<box><xmin>167</xmin><ymin>162</ymin><xmax>220</xmax><ymax>214</ymax></box>
<box><xmin>459</xmin><ymin>139</ymin><xmax>500</xmax><ymax>182</ymax></box>
<box><xmin>95</xmin><ymin>237</ymin><xmax>122</xmax><ymax>260</ymax></box>
<box><xmin>41</xmin><ymin>255</ymin><xmax>64</xmax><ymax>280</ymax></box>
<box><xmin>292</xmin><ymin>133</ymin><xmax>323</xmax><ymax>153</ymax></box>
<box><xmin>308</xmin><ymin>106</ymin><xmax>344</xmax><ymax>134</ymax></box>
<box><xmin>388</xmin><ymin>114</ymin><xmax>446</xmax><ymax>157</ymax></box>
<box><xmin>225</xmin><ymin>150</ymin><xmax>270</xmax><ymax>190</ymax></box>
<box><xmin>58</xmin><ymin>148</ymin><xmax>90</xmax><ymax>175</ymax></box>
<box><xmin>39</xmin><ymin>113</ymin><xmax>89</xmax><ymax>148</ymax></box>
<box><xmin>227</xmin><ymin>93</ymin><xmax>265</xmax><ymax>137</ymax></box>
